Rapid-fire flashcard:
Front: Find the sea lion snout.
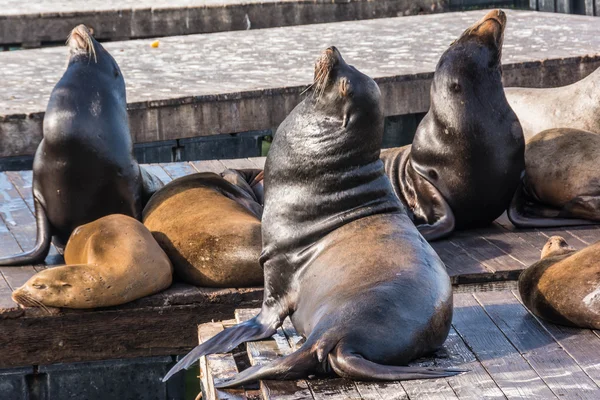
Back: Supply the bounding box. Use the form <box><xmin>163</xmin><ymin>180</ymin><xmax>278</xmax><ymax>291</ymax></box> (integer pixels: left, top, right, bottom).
<box><xmin>541</xmin><ymin>236</ymin><xmax>576</xmax><ymax>259</ymax></box>
<box><xmin>472</xmin><ymin>9</ymin><xmax>506</xmax><ymax>48</ymax></box>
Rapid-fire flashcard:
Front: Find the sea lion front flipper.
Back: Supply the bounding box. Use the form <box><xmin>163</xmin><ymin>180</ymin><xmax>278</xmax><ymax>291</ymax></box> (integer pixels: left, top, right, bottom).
<box><xmin>0</xmin><ymin>196</ymin><xmax>51</xmax><ymax>266</ymax></box>
<box><xmin>162</xmin><ymin>314</ymin><xmax>277</xmax><ymax>382</ymax></box>
<box><xmin>221</xmin><ymin>169</ymin><xmax>264</xmax><ymax>205</ymax></box>
<box><xmin>139</xmin><ymin>166</ymin><xmax>164</xmax><ymax>207</ymax></box>
<box><xmin>507</xmin><ymin>184</ymin><xmax>596</xmax><ymax>228</ymax></box>
<box><xmin>412</xmin><ymin>174</ymin><xmax>456</xmax><ymax>241</ymax></box>
<box><xmin>560</xmin><ymin>196</ymin><xmax>600</xmax><ymax>222</ymax></box>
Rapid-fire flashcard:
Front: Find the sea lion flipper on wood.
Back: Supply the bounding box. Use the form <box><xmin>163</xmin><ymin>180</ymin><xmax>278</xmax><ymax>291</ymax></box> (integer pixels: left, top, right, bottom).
<box><xmin>162</xmin><ymin>314</ymin><xmax>278</xmax><ymax>382</ymax></box>
<box><xmin>140</xmin><ymin>166</ymin><xmax>164</xmax><ymax>207</ymax></box>
<box><xmin>0</xmin><ymin>196</ymin><xmax>51</xmax><ymax>266</ymax></box>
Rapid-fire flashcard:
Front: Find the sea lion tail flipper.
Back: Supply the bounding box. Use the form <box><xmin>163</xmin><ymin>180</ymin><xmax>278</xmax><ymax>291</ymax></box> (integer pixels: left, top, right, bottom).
<box><xmin>162</xmin><ymin>316</ymin><xmax>277</xmax><ymax>382</ymax></box>
<box><xmin>328</xmin><ymin>346</ymin><xmax>467</xmax><ymax>381</ymax></box>
<box><xmin>508</xmin><ymin>185</ymin><xmax>597</xmax><ymax>228</ymax></box>
<box><xmin>140</xmin><ymin>166</ymin><xmax>164</xmax><ymax>207</ymax></box>
<box><xmin>214</xmin><ymin>342</ymin><xmax>317</xmax><ymax>388</ymax></box>
<box><xmin>0</xmin><ymin>197</ymin><xmax>51</xmax><ymax>266</ymax></box>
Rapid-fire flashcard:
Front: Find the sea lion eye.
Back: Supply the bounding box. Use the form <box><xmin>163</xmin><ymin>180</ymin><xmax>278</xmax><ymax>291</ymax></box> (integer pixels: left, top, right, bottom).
<box><xmin>62</xmin><ymin>283</ymin><xmax>72</xmax><ymax>288</ymax></box>
<box><xmin>450</xmin><ymin>82</ymin><xmax>461</xmax><ymax>93</ymax></box>
<box><xmin>32</xmin><ymin>283</ymin><xmax>47</xmax><ymax>289</ymax></box>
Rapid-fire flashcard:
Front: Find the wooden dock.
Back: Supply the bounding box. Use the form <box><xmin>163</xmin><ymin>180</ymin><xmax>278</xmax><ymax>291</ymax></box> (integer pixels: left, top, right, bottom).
<box><xmin>2</xmin><ymin>158</ymin><xmax>600</xmax><ymax>371</ymax></box>
<box><xmin>200</xmin><ymin>298</ymin><xmax>600</xmax><ymax>399</ymax></box>
<box><xmin>2</xmin><ymin>10</ymin><xmax>600</xmax><ymax>159</ymax></box>
<box><xmin>0</xmin><ymin>0</ymin><xmax>444</xmax><ymax>48</ymax></box>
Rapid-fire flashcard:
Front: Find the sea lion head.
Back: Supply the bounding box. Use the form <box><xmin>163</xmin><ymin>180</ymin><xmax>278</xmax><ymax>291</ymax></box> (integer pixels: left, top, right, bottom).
<box><xmin>430</xmin><ymin>9</ymin><xmax>506</xmax><ymax>125</ymax></box>
<box><xmin>66</xmin><ymin>24</ymin><xmax>124</xmax><ymax>87</ymax></box>
<box><xmin>12</xmin><ymin>267</ymin><xmax>89</xmax><ymax>309</ymax></box>
<box><xmin>541</xmin><ymin>236</ymin><xmax>576</xmax><ymax>259</ymax></box>
<box><xmin>312</xmin><ymin>46</ymin><xmax>383</xmax><ymax>139</ymax></box>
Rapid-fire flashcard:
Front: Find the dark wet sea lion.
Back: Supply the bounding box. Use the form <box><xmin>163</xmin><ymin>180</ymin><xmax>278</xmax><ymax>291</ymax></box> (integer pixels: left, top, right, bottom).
<box><xmin>505</xmin><ymin>68</ymin><xmax>600</xmax><ymax>141</ymax></box>
<box><xmin>508</xmin><ymin>128</ymin><xmax>600</xmax><ymax>228</ymax></box>
<box><xmin>380</xmin><ymin>10</ymin><xmax>524</xmax><ymax>240</ymax></box>
<box><xmin>164</xmin><ymin>47</ymin><xmax>458</xmax><ymax>385</ymax></box>
<box><xmin>143</xmin><ymin>169</ymin><xmax>263</xmax><ymax>288</ymax></box>
<box><xmin>12</xmin><ymin>214</ymin><xmax>172</xmax><ymax>309</ymax></box>
<box><xmin>0</xmin><ymin>25</ymin><xmax>162</xmax><ymax>266</ymax></box>
<box><xmin>519</xmin><ymin>236</ymin><xmax>600</xmax><ymax>329</ymax></box>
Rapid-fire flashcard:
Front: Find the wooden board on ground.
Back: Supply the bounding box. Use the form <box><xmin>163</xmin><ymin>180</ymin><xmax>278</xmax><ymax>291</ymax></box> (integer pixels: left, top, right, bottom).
<box><xmin>2</xmin><ymin>10</ymin><xmax>600</xmax><ymax>158</ymax></box>
<box><xmin>200</xmin><ymin>291</ymin><xmax>600</xmax><ymax>399</ymax></box>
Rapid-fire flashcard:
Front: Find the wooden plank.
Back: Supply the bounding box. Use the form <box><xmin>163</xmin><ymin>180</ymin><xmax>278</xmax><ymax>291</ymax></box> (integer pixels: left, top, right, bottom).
<box><xmin>399</xmin><ymin>358</ymin><xmax>459</xmax><ymax>400</ymax></box>
<box><xmin>248</xmin><ymin>157</ymin><xmax>266</xmax><ymax>169</ymax></box>
<box><xmin>5</xmin><ymin>170</ymin><xmax>62</xmax><ymax>263</ymax></box>
<box><xmin>235</xmin><ymin>308</ymin><xmax>314</xmax><ymax>400</ymax></box>
<box><xmin>478</xmin><ymin>224</ymin><xmax>541</xmax><ymax>267</ymax></box>
<box><xmin>219</xmin><ymin>159</ymin><xmax>260</xmax><ymax>170</ymax></box>
<box><xmin>474</xmin><ymin>291</ymin><xmax>600</xmax><ymax>399</ymax></box>
<box><xmin>538</xmin><ymin>0</ymin><xmax>556</xmax><ymax>12</ymax></box>
<box><xmin>564</xmin><ymin>226</ymin><xmax>600</xmax><ymax>246</ymax></box>
<box><xmin>431</xmin><ymin>240</ymin><xmax>494</xmax><ymax>284</ymax></box>
<box><xmin>452</xmin><ymin>292</ymin><xmax>557</xmax><ymax>399</ymax></box>
<box><xmin>435</xmin><ymin>327</ymin><xmax>505</xmax><ymax>399</ymax></box>
<box><xmin>160</xmin><ymin>162</ymin><xmax>198</xmax><ymax>179</ymax></box>
<box><xmin>198</xmin><ymin>320</ymin><xmax>253</xmax><ymax>400</ymax></box>
<box><xmin>142</xmin><ymin>164</ymin><xmax>173</xmax><ymax>185</ymax></box>
<box><xmin>512</xmin><ymin>291</ymin><xmax>600</xmax><ymax>387</ymax></box>
<box><xmin>0</xmin><ymin>266</ymin><xmax>36</xmax><ymax>290</ymax></box>
<box><xmin>191</xmin><ymin>160</ymin><xmax>227</xmax><ymax>174</ymax></box>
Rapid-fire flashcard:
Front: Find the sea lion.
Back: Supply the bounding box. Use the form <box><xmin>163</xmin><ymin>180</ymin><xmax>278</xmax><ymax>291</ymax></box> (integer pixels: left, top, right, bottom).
<box><xmin>381</xmin><ymin>9</ymin><xmax>524</xmax><ymax>240</ymax></box>
<box><xmin>505</xmin><ymin>67</ymin><xmax>600</xmax><ymax>141</ymax></box>
<box><xmin>519</xmin><ymin>236</ymin><xmax>600</xmax><ymax>329</ymax></box>
<box><xmin>163</xmin><ymin>47</ymin><xmax>459</xmax><ymax>385</ymax></box>
<box><xmin>12</xmin><ymin>214</ymin><xmax>172</xmax><ymax>309</ymax></box>
<box><xmin>0</xmin><ymin>25</ymin><xmax>162</xmax><ymax>267</ymax></box>
<box><xmin>508</xmin><ymin>128</ymin><xmax>600</xmax><ymax>228</ymax></box>
<box><xmin>143</xmin><ymin>169</ymin><xmax>263</xmax><ymax>288</ymax></box>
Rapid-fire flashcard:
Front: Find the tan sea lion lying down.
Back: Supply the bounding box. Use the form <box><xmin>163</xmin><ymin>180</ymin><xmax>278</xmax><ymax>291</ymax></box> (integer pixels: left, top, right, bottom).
<box><xmin>12</xmin><ymin>214</ymin><xmax>172</xmax><ymax>309</ymax></box>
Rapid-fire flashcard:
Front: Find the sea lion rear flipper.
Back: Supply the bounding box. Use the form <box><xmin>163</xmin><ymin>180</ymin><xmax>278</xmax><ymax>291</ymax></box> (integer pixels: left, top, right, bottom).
<box><xmin>140</xmin><ymin>166</ymin><xmax>164</xmax><ymax>207</ymax></box>
<box><xmin>328</xmin><ymin>346</ymin><xmax>466</xmax><ymax>381</ymax></box>
<box><xmin>508</xmin><ymin>184</ymin><xmax>597</xmax><ymax>228</ymax></box>
<box><xmin>162</xmin><ymin>315</ymin><xmax>277</xmax><ymax>382</ymax></box>
<box><xmin>0</xmin><ymin>197</ymin><xmax>51</xmax><ymax>266</ymax></box>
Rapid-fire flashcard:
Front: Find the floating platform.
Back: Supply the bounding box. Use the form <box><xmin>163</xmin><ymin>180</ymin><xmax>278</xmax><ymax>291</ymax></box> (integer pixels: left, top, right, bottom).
<box><xmin>2</xmin><ymin>158</ymin><xmax>600</xmax><ymax>370</ymax></box>
<box><xmin>1</xmin><ymin>9</ymin><xmax>600</xmax><ymax>159</ymax></box>
<box><xmin>0</xmin><ymin>0</ymin><xmax>443</xmax><ymax>48</ymax></box>
<box><xmin>200</xmin><ymin>299</ymin><xmax>600</xmax><ymax>399</ymax></box>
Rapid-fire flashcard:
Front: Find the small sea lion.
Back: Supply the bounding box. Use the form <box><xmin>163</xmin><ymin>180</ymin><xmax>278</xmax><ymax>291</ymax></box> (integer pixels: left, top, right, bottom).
<box><xmin>519</xmin><ymin>236</ymin><xmax>600</xmax><ymax>329</ymax></box>
<box><xmin>12</xmin><ymin>214</ymin><xmax>172</xmax><ymax>309</ymax></box>
<box><xmin>0</xmin><ymin>25</ymin><xmax>162</xmax><ymax>266</ymax></box>
<box><xmin>143</xmin><ymin>169</ymin><xmax>263</xmax><ymax>288</ymax></box>
<box><xmin>381</xmin><ymin>9</ymin><xmax>524</xmax><ymax>240</ymax></box>
<box><xmin>505</xmin><ymin>67</ymin><xmax>600</xmax><ymax>140</ymax></box>
<box><xmin>508</xmin><ymin>128</ymin><xmax>600</xmax><ymax>227</ymax></box>
<box><xmin>163</xmin><ymin>47</ymin><xmax>459</xmax><ymax>385</ymax></box>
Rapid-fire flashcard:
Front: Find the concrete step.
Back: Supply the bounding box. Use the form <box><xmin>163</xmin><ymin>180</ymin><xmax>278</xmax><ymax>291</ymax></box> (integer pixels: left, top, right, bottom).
<box><xmin>0</xmin><ymin>0</ymin><xmax>445</xmax><ymax>48</ymax></box>
<box><xmin>1</xmin><ymin>9</ymin><xmax>599</xmax><ymax>159</ymax></box>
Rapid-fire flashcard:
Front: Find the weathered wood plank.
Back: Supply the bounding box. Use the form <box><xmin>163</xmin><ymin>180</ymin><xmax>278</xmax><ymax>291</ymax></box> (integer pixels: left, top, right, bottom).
<box><xmin>474</xmin><ymin>291</ymin><xmax>600</xmax><ymax>399</ymax></box>
<box><xmin>235</xmin><ymin>309</ymin><xmax>314</xmax><ymax>400</ymax></box>
<box><xmin>0</xmin><ymin>172</ymin><xmax>37</xmax><ymax>251</ymax></box>
<box><xmin>160</xmin><ymin>162</ymin><xmax>198</xmax><ymax>179</ymax></box>
<box><xmin>564</xmin><ymin>226</ymin><xmax>600</xmax><ymax>246</ymax></box>
<box><xmin>142</xmin><ymin>164</ymin><xmax>173</xmax><ymax>185</ymax></box>
<box><xmin>192</xmin><ymin>160</ymin><xmax>228</xmax><ymax>174</ymax></box>
<box><xmin>435</xmin><ymin>327</ymin><xmax>505</xmax><ymax>399</ymax></box>
<box><xmin>4</xmin><ymin>169</ymin><xmax>63</xmax><ymax>263</ymax></box>
<box><xmin>248</xmin><ymin>157</ymin><xmax>266</xmax><ymax>169</ymax></box>
<box><xmin>453</xmin><ymin>293</ymin><xmax>557</xmax><ymax>399</ymax></box>
<box><xmin>450</xmin><ymin>232</ymin><xmax>525</xmax><ymax>276</ymax></box>
<box><xmin>512</xmin><ymin>290</ymin><xmax>600</xmax><ymax>387</ymax></box>
<box><xmin>431</xmin><ymin>240</ymin><xmax>494</xmax><ymax>284</ymax></box>
<box><xmin>220</xmin><ymin>158</ymin><xmax>260</xmax><ymax>170</ymax></box>
<box><xmin>0</xmin><ymin>266</ymin><xmax>36</xmax><ymax>290</ymax></box>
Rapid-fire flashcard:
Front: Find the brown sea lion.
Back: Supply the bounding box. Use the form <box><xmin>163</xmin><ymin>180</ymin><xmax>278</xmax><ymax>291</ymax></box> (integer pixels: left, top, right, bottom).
<box><xmin>381</xmin><ymin>9</ymin><xmax>524</xmax><ymax>240</ymax></box>
<box><xmin>508</xmin><ymin>128</ymin><xmax>600</xmax><ymax>228</ymax></box>
<box><xmin>142</xmin><ymin>169</ymin><xmax>263</xmax><ymax>288</ymax></box>
<box><xmin>164</xmin><ymin>47</ymin><xmax>460</xmax><ymax>385</ymax></box>
<box><xmin>505</xmin><ymin>67</ymin><xmax>600</xmax><ymax>141</ymax></box>
<box><xmin>0</xmin><ymin>25</ymin><xmax>163</xmax><ymax>267</ymax></box>
<box><xmin>519</xmin><ymin>236</ymin><xmax>600</xmax><ymax>329</ymax></box>
<box><xmin>12</xmin><ymin>214</ymin><xmax>172</xmax><ymax>309</ymax></box>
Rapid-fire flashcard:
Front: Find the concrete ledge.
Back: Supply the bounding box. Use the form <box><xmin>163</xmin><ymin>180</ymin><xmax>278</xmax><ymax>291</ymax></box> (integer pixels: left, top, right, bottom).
<box><xmin>0</xmin><ymin>0</ymin><xmax>445</xmax><ymax>47</ymax></box>
<box><xmin>1</xmin><ymin>10</ymin><xmax>600</xmax><ymax>158</ymax></box>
